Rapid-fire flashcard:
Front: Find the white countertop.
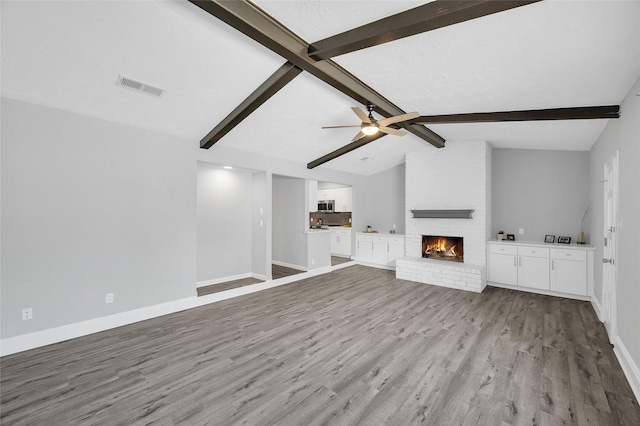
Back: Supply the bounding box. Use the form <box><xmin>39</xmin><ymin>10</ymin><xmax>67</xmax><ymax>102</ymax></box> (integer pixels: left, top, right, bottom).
<box><xmin>488</xmin><ymin>239</ymin><xmax>596</xmax><ymax>250</ymax></box>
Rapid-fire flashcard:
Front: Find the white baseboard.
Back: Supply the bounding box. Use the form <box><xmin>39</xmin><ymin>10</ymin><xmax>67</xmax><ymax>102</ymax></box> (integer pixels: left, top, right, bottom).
<box><xmin>0</xmin><ymin>266</ymin><xmax>333</xmax><ymax>357</ymax></box>
<box><xmin>197</xmin><ymin>272</ymin><xmax>253</xmax><ymax>288</ymax></box>
<box><xmin>613</xmin><ymin>335</ymin><xmax>640</xmax><ymax>403</ymax></box>
<box><xmin>251</xmin><ymin>273</ymin><xmax>267</xmax><ymax>281</ymax></box>
<box><xmin>590</xmin><ymin>293</ymin><xmax>604</xmax><ymax>322</ymax></box>
<box><xmin>356</xmin><ymin>261</ymin><xmax>395</xmax><ymax>271</ymax></box>
<box><xmin>331</xmin><ymin>260</ymin><xmax>357</xmax><ymax>271</ymax></box>
<box><xmin>487</xmin><ymin>282</ymin><xmax>590</xmax><ymax>301</ymax></box>
<box><xmin>272</xmin><ymin>260</ymin><xmax>307</xmax><ymax>271</ymax></box>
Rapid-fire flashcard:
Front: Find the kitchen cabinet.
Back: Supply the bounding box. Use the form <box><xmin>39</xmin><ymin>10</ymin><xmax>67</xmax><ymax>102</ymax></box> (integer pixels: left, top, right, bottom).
<box><xmin>334</xmin><ymin>187</ymin><xmax>352</xmax><ymax>212</ymax></box>
<box><xmin>487</xmin><ymin>241</ymin><xmax>593</xmax><ymax>298</ymax></box>
<box><xmin>317</xmin><ymin>188</ymin><xmax>335</xmax><ymax>201</ymax></box>
<box><xmin>330</xmin><ymin>228</ymin><xmax>352</xmax><ymax>257</ymax></box>
<box><xmin>357</xmin><ymin>233</ymin><xmax>405</xmax><ymax>269</ymax></box>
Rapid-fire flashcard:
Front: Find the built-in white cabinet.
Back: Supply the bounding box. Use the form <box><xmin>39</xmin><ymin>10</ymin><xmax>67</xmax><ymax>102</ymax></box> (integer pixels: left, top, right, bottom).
<box><xmin>334</xmin><ymin>187</ymin><xmax>352</xmax><ymax>212</ymax></box>
<box><xmin>357</xmin><ymin>233</ymin><xmax>405</xmax><ymax>269</ymax></box>
<box><xmin>330</xmin><ymin>228</ymin><xmax>352</xmax><ymax>257</ymax></box>
<box><xmin>317</xmin><ymin>188</ymin><xmax>335</xmax><ymax>201</ymax></box>
<box><xmin>517</xmin><ymin>246</ymin><xmax>550</xmax><ymax>290</ymax></box>
<box><xmin>550</xmin><ymin>248</ymin><xmax>587</xmax><ymax>295</ymax></box>
<box><xmin>487</xmin><ymin>241</ymin><xmax>593</xmax><ymax>298</ymax></box>
<box><xmin>356</xmin><ymin>234</ymin><xmax>373</xmax><ymax>263</ymax></box>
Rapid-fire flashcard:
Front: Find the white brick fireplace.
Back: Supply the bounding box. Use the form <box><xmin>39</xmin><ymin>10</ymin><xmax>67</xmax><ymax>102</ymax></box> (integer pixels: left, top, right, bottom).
<box><xmin>396</xmin><ymin>141</ymin><xmax>491</xmax><ymax>292</ymax></box>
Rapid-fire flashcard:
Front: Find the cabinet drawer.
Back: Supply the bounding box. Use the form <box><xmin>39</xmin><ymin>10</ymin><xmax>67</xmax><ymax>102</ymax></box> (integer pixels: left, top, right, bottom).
<box><xmin>488</xmin><ymin>244</ymin><xmax>517</xmax><ymax>255</ymax></box>
<box><xmin>388</xmin><ymin>236</ymin><xmax>405</xmax><ymax>245</ymax></box>
<box><xmin>518</xmin><ymin>246</ymin><xmax>549</xmax><ymax>258</ymax></box>
<box><xmin>358</xmin><ymin>234</ymin><xmax>373</xmax><ymax>242</ymax></box>
<box><xmin>373</xmin><ymin>235</ymin><xmax>388</xmax><ymax>243</ymax></box>
<box><xmin>551</xmin><ymin>248</ymin><xmax>586</xmax><ymax>262</ymax></box>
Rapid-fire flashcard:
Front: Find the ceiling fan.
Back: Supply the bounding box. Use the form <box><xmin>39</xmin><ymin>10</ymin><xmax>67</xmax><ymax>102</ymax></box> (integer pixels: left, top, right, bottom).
<box><xmin>322</xmin><ymin>105</ymin><xmax>419</xmax><ymax>142</ymax></box>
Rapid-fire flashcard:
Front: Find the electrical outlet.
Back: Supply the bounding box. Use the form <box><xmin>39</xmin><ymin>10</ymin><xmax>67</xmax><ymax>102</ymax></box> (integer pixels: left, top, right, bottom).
<box><xmin>22</xmin><ymin>308</ymin><xmax>33</xmax><ymax>321</ymax></box>
<box><xmin>259</xmin><ymin>207</ymin><xmax>264</xmax><ymax>215</ymax></box>
<box><xmin>310</xmin><ymin>217</ymin><xmax>314</xmax><ymax>223</ymax></box>
<box><xmin>311</xmin><ymin>258</ymin><xmax>315</xmax><ymax>265</ymax></box>
<box><xmin>519</xmin><ymin>228</ymin><xmax>525</xmax><ymax>235</ymax></box>
<box><xmin>106</xmin><ymin>293</ymin><xmax>114</xmax><ymax>304</ymax></box>
<box><xmin>259</xmin><ymin>220</ymin><xmax>264</xmax><ymax>228</ymax></box>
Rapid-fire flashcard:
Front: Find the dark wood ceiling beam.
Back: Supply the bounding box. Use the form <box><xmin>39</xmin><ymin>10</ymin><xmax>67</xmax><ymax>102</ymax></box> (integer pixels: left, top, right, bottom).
<box><xmin>308</xmin><ymin>0</ymin><xmax>541</xmax><ymax>60</ymax></box>
<box><xmin>200</xmin><ymin>61</ymin><xmax>302</xmax><ymax>149</ymax></box>
<box><xmin>189</xmin><ymin>0</ymin><xmax>445</xmax><ymax>154</ymax></box>
<box><xmin>411</xmin><ymin>105</ymin><xmax>621</xmax><ymax>124</ymax></box>
<box><xmin>307</xmin><ymin>133</ymin><xmax>387</xmax><ymax>170</ymax></box>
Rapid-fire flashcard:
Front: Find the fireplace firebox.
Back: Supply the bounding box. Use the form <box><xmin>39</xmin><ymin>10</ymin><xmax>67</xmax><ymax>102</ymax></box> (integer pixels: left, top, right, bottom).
<box><xmin>422</xmin><ymin>235</ymin><xmax>464</xmax><ymax>263</ymax></box>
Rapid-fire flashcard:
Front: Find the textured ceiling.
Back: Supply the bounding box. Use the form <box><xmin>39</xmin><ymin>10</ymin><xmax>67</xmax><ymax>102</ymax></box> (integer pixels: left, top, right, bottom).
<box><xmin>2</xmin><ymin>0</ymin><xmax>640</xmax><ymax>175</ymax></box>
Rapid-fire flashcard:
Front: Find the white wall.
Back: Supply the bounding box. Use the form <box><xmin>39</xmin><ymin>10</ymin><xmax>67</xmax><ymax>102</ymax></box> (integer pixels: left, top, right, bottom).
<box><xmin>492</xmin><ymin>149</ymin><xmax>590</xmax><ymax>242</ymax></box>
<box><xmin>272</xmin><ymin>175</ymin><xmax>307</xmax><ymax>269</ymax></box>
<box><xmin>197</xmin><ymin>163</ymin><xmax>252</xmax><ymax>282</ymax></box>
<box><xmin>358</xmin><ymin>164</ymin><xmax>406</xmax><ymax>234</ymax></box>
<box><xmin>589</xmin><ymin>75</ymin><xmax>640</xmax><ymax>374</ymax></box>
<box><xmin>405</xmin><ymin>141</ymin><xmax>491</xmax><ymax>267</ymax></box>
<box><xmin>251</xmin><ymin>172</ymin><xmax>268</xmax><ymax>279</ymax></box>
<box><xmin>1</xmin><ymin>98</ymin><xmax>197</xmax><ymax>338</ymax></box>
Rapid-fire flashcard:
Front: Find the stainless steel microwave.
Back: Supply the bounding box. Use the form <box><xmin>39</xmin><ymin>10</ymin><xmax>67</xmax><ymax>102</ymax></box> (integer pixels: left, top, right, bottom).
<box><xmin>318</xmin><ymin>200</ymin><xmax>334</xmax><ymax>213</ymax></box>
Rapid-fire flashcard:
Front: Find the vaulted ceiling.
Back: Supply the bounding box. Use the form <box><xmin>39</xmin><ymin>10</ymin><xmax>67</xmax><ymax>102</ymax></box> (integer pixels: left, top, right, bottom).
<box><xmin>2</xmin><ymin>1</ymin><xmax>639</xmax><ymax>175</ymax></box>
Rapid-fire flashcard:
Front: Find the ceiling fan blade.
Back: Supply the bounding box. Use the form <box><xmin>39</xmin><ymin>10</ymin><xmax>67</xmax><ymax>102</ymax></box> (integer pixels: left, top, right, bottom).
<box><xmin>351</xmin><ymin>107</ymin><xmax>371</xmax><ymax>124</ymax></box>
<box><xmin>379</xmin><ymin>126</ymin><xmax>406</xmax><ymax>137</ymax></box>
<box><xmin>321</xmin><ymin>125</ymin><xmax>361</xmax><ymax>129</ymax></box>
<box><xmin>351</xmin><ymin>131</ymin><xmax>366</xmax><ymax>142</ymax></box>
<box><xmin>378</xmin><ymin>111</ymin><xmax>419</xmax><ymax>127</ymax></box>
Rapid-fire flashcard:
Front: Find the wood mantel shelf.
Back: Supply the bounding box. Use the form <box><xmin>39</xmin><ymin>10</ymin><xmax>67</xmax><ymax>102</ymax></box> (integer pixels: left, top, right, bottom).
<box><xmin>411</xmin><ymin>209</ymin><xmax>474</xmax><ymax>219</ymax></box>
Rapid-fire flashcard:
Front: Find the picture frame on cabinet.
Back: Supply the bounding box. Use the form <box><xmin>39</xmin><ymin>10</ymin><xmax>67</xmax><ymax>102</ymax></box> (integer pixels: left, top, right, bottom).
<box><xmin>544</xmin><ymin>235</ymin><xmax>555</xmax><ymax>243</ymax></box>
<box><xmin>506</xmin><ymin>234</ymin><xmax>515</xmax><ymax>241</ymax></box>
<box><xmin>558</xmin><ymin>236</ymin><xmax>571</xmax><ymax>244</ymax></box>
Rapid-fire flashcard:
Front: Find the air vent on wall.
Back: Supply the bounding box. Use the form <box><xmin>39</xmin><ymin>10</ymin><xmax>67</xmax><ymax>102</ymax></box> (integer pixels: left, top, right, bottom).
<box><xmin>116</xmin><ymin>75</ymin><xmax>165</xmax><ymax>98</ymax></box>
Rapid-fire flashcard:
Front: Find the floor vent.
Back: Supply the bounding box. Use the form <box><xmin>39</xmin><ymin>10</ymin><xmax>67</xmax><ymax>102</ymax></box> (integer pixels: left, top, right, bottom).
<box><xmin>116</xmin><ymin>75</ymin><xmax>165</xmax><ymax>98</ymax></box>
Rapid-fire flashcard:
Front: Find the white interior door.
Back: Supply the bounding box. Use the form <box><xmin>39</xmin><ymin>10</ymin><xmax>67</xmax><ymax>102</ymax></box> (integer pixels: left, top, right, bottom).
<box><xmin>602</xmin><ymin>151</ymin><xmax>619</xmax><ymax>343</ymax></box>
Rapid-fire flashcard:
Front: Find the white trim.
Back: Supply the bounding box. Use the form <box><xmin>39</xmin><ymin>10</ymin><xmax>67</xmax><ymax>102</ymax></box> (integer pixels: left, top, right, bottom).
<box><xmin>487</xmin><ymin>281</ymin><xmax>590</xmax><ymax>301</ymax></box>
<box><xmin>0</xmin><ymin>266</ymin><xmax>332</xmax><ymax>357</ymax></box>
<box><xmin>331</xmin><ymin>260</ymin><xmax>357</xmax><ymax>271</ymax></box>
<box><xmin>613</xmin><ymin>335</ymin><xmax>640</xmax><ymax>403</ymax></box>
<box><xmin>251</xmin><ymin>273</ymin><xmax>267</xmax><ymax>281</ymax></box>
<box><xmin>356</xmin><ymin>261</ymin><xmax>395</xmax><ymax>271</ymax></box>
<box><xmin>196</xmin><ymin>272</ymin><xmax>252</xmax><ymax>288</ymax></box>
<box><xmin>590</xmin><ymin>293</ymin><xmax>604</xmax><ymax>322</ymax></box>
<box><xmin>272</xmin><ymin>260</ymin><xmax>307</xmax><ymax>271</ymax></box>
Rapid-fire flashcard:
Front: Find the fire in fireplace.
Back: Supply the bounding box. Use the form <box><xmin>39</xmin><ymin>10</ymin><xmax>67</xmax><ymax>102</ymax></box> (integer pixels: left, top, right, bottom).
<box><xmin>422</xmin><ymin>235</ymin><xmax>464</xmax><ymax>263</ymax></box>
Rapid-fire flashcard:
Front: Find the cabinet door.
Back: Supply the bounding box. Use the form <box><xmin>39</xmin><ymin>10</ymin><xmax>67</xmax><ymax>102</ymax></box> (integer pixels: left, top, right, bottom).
<box><xmin>334</xmin><ymin>187</ymin><xmax>352</xmax><ymax>212</ymax></box>
<box><xmin>488</xmin><ymin>253</ymin><xmax>517</xmax><ymax>285</ymax></box>
<box><xmin>357</xmin><ymin>239</ymin><xmax>373</xmax><ymax>263</ymax></box>
<box><xmin>338</xmin><ymin>231</ymin><xmax>352</xmax><ymax>257</ymax></box>
<box><xmin>551</xmin><ymin>259</ymin><xmax>587</xmax><ymax>295</ymax></box>
<box><xmin>518</xmin><ymin>256</ymin><xmax>550</xmax><ymax>290</ymax></box>
<box><xmin>387</xmin><ymin>243</ymin><xmax>404</xmax><ymax>267</ymax></box>
<box><xmin>318</xmin><ymin>189</ymin><xmax>335</xmax><ymax>201</ymax></box>
<box><xmin>330</xmin><ymin>230</ymin><xmax>339</xmax><ymax>254</ymax></box>
<box><xmin>372</xmin><ymin>242</ymin><xmax>388</xmax><ymax>265</ymax></box>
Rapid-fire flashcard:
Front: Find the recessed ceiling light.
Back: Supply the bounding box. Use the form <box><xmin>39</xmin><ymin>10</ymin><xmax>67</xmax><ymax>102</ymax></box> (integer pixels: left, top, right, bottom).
<box><xmin>223</xmin><ymin>166</ymin><xmax>233</xmax><ymax>169</ymax></box>
<box><xmin>360</xmin><ymin>157</ymin><xmax>374</xmax><ymax>162</ymax></box>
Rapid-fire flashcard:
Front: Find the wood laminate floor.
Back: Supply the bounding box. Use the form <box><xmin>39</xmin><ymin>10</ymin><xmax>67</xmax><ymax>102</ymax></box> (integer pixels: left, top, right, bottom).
<box><xmin>197</xmin><ymin>277</ymin><xmax>264</xmax><ymax>297</ymax></box>
<box><xmin>1</xmin><ymin>265</ymin><xmax>638</xmax><ymax>425</ymax></box>
<box><xmin>331</xmin><ymin>256</ymin><xmax>352</xmax><ymax>266</ymax></box>
<box><xmin>271</xmin><ymin>263</ymin><xmax>304</xmax><ymax>280</ymax></box>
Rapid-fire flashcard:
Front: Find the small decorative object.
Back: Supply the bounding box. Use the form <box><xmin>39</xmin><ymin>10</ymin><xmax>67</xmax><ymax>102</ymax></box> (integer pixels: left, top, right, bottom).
<box><xmin>558</xmin><ymin>236</ymin><xmax>571</xmax><ymax>244</ymax></box>
<box><xmin>497</xmin><ymin>230</ymin><xmax>505</xmax><ymax>240</ymax></box>
<box><xmin>578</xmin><ymin>205</ymin><xmax>591</xmax><ymax>245</ymax></box>
<box><xmin>544</xmin><ymin>235</ymin><xmax>555</xmax><ymax>243</ymax></box>
<box><xmin>366</xmin><ymin>225</ymin><xmax>372</xmax><ymax>233</ymax></box>
<box><xmin>506</xmin><ymin>234</ymin><xmax>515</xmax><ymax>241</ymax></box>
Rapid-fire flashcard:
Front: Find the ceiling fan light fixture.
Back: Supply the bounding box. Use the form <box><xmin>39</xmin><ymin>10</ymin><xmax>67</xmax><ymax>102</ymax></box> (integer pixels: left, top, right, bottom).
<box><xmin>361</xmin><ymin>123</ymin><xmax>379</xmax><ymax>135</ymax></box>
